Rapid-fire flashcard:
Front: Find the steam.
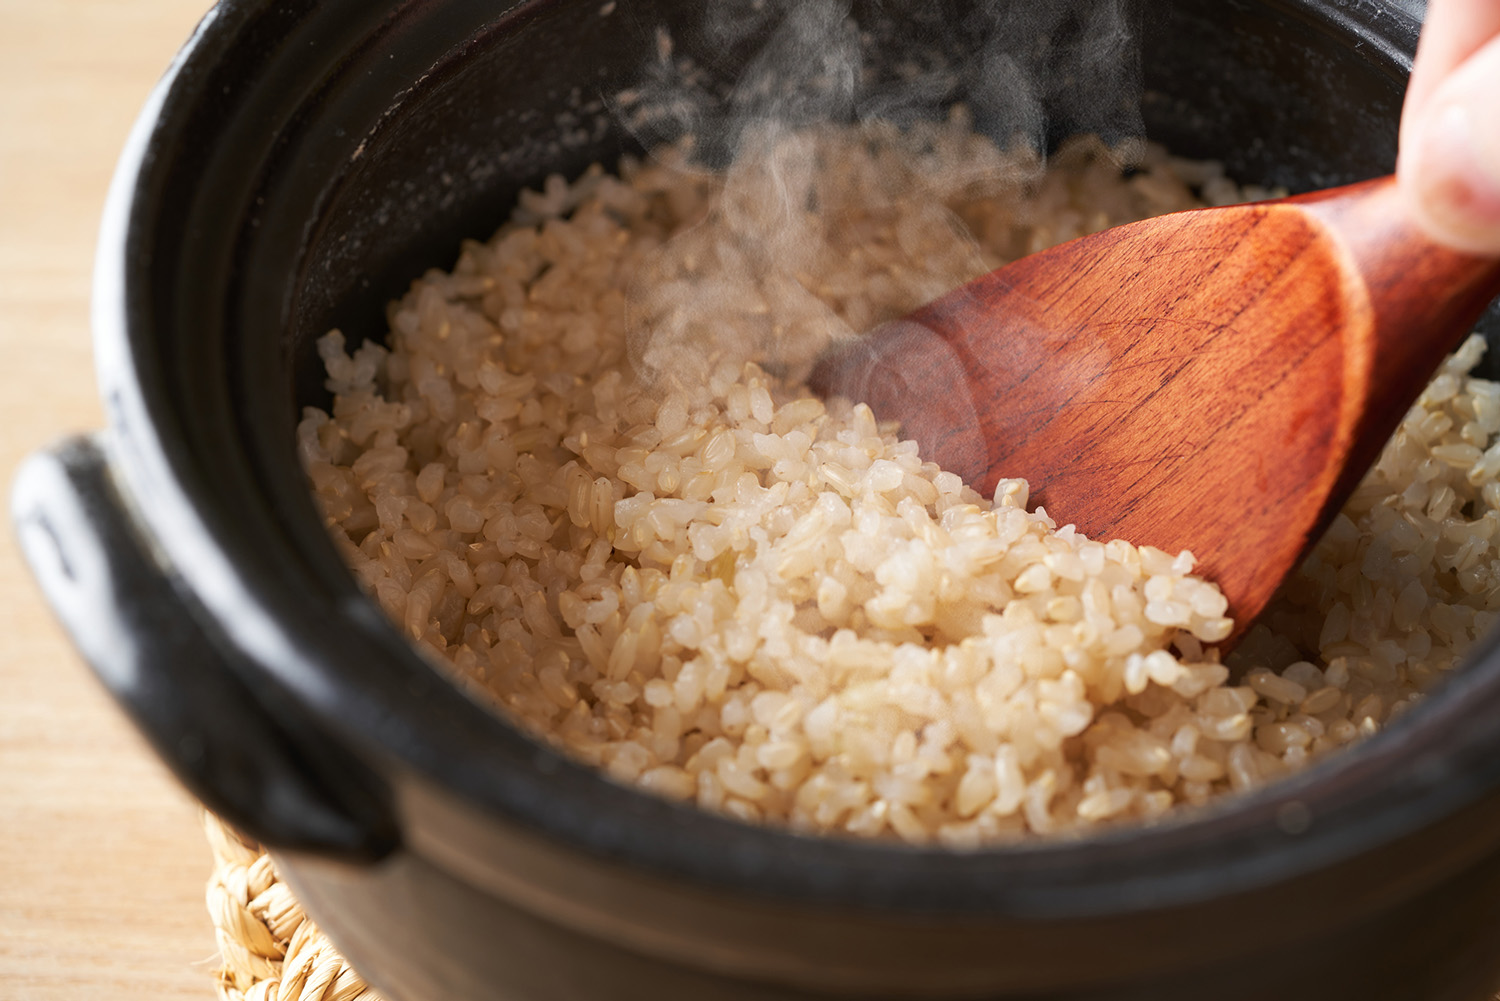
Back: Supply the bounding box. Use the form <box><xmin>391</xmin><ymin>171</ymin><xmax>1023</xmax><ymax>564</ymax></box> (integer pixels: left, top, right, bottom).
<box><xmin>613</xmin><ymin>0</ymin><xmax>1145</xmax><ymax>399</ymax></box>
<box><xmin>965</xmin><ymin>0</ymin><xmax>1144</xmax><ymax>151</ymax></box>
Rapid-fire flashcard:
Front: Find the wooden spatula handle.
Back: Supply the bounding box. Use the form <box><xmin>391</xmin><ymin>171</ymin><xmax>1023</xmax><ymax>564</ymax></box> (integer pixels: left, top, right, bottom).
<box><xmin>1292</xmin><ymin>177</ymin><xmax>1500</xmax><ymax>504</ymax></box>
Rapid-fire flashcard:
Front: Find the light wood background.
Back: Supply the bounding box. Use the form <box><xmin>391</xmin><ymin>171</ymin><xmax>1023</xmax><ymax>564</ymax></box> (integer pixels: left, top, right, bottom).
<box><xmin>0</xmin><ymin>1</ymin><xmax>221</xmax><ymax>998</ymax></box>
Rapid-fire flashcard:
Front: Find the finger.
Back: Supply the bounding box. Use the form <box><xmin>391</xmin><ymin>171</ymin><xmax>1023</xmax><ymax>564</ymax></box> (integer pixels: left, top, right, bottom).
<box><xmin>1399</xmin><ymin>0</ymin><xmax>1500</xmax><ymax>155</ymax></box>
<box><xmin>1398</xmin><ymin>29</ymin><xmax>1500</xmax><ymax>255</ymax></box>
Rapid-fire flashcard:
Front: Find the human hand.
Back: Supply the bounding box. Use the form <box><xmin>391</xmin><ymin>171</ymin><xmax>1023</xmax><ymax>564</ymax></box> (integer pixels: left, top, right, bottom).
<box><xmin>1398</xmin><ymin>0</ymin><xmax>1500</xmax><ymax>255</ymax></box>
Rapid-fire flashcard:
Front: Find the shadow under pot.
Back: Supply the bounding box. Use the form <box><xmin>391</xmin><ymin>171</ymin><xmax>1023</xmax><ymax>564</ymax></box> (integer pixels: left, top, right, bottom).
<box><xmin>16</xmin><ymin>0</ymin><xmax>1500</xmax><ymax>998</ymax></box>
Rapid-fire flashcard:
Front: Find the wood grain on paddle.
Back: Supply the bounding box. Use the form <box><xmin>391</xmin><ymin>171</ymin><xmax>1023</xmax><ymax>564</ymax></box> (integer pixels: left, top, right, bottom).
<box><xmin>811</xmin><ymin>177</ymin><xmax>1500</xmax><ymax>635</ymax></box>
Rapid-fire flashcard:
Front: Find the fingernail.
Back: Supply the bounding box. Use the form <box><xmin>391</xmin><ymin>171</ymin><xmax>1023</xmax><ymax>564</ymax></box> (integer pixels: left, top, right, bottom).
<box><xmin>1406</xmin><ymin>102</ymin><xmax>1500</xmax><ymax>255</ymax></box>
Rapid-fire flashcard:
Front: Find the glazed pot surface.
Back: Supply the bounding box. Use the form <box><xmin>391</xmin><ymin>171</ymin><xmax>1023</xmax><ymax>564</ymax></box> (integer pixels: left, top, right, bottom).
<box><xmin>15</xmin><ymin>0</ymin><xmax>1500</xmax><ymax>998</ymax></box>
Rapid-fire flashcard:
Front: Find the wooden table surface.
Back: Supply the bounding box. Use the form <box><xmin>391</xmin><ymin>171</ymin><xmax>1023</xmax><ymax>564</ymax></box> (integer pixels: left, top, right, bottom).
<box><xmin>0</xmin><ymin>2</ymin><xmax>222</xmax><ymax>998</ymax></box>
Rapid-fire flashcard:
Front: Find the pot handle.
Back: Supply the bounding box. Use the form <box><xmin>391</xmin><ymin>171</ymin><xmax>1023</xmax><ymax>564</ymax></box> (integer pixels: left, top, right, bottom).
<box><xmin>11</xmin><ymin>434</ymin><xmax>397</xmax><ymax>862</ymax></box>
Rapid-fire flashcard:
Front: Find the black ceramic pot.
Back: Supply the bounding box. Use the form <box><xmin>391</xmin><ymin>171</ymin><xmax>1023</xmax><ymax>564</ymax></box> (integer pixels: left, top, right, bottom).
<box><xmin>16</xmin><ymin>0</ymin><xmax>1500</xmax><ymax>998</ymax></box>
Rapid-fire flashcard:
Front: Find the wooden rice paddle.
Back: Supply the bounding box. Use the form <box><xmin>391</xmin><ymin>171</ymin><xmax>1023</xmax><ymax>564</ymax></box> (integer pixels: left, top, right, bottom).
<box><xmin>809</xmin><ymin>177</ymin><xmax>1500</xmax><ymax>639</ymax></box>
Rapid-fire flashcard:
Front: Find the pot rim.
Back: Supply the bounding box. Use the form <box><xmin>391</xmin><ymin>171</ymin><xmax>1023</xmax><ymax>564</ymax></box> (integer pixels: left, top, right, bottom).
<box><xmin>92</xmin><ymin>0</ymin><xmax>1500</xmax><ymax>919</ymax></box>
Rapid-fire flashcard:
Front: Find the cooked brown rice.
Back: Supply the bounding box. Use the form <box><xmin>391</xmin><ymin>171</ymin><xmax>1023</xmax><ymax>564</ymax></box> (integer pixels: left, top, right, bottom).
<box><xmin>298</xmin><ymin>113</ymin><xmax>1495</xmax><ymax>845</ymax></box>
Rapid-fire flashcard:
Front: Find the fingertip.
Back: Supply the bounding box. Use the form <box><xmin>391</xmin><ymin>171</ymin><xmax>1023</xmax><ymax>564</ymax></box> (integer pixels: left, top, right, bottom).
<box><xmin>1399</xmin><ymin>40</ymin><xmax>1500</xmax><ymax>257</ymax></box>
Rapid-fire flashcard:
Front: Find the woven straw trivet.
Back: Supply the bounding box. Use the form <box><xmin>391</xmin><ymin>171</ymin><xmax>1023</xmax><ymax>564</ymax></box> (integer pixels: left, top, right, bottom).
<box><xmin>204</xmin><ymin>813</ymin><xmax>383</xmax><ymax>1001</ymax></box>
